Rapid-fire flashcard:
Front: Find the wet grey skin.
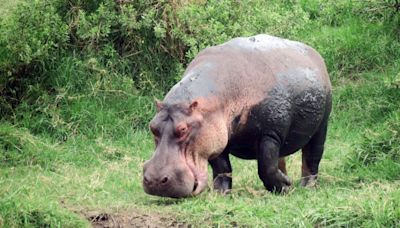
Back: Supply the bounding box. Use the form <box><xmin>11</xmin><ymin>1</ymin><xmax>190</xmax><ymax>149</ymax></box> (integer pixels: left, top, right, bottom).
<box><xmin>143</xmin><ymin>34</ymin><xmax>332</xmax><ymax>197</ymax></box>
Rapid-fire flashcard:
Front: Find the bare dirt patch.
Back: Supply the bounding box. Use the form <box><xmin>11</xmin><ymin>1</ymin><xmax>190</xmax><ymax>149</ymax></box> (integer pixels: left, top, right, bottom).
<box><xmin>83</xmin><ymin>210</ymin><xmax>189</xmax><ymax>228</ymax></box>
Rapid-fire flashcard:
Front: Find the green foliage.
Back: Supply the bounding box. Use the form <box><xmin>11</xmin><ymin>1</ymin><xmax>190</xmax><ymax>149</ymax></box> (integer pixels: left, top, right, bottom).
<box><xmin>301</xmin><ymin>0</ymin><xmax>400</xmax><ymax>25</ymax></box>
<box><xmin>12</xmin><ymin>56</ymin><xmax>156</xmax><ymax>139</ymax></box>
<box><xmin>0</xmin><ymin>2</ymin><xmax>68</xmax><ymax>67</ymax></box>
<box><xmin>0</xmin><ymin>0</ymin><xmax>69</xmax><ymax>117</ymax></box>
<box><xmin>174</xmin><ymin>0</ymin><xmax>310</xmax><ymax>59</ymax></box>
<box><xmin>0</xmin><ymin>0</ymin><xmax>180</xmax><ymax>136</ymax></box>
<box><xmin>65</xmin><ymin>0</ymin><xmax>185</xmax><ymax>92</ymax></box>
<box><xmin>1</xmin><ymin>0</ymin><xmax>400</xmax><ymax>134</ymax></box>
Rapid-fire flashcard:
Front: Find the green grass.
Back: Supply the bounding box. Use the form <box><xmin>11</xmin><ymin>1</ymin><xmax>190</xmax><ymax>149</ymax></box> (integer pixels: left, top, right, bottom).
<box><xmin>1</xmin><ymin>70</ymin><xmax>400</xmax><ymax>227</ymax></box>
<box><xmin>0</xmin><ymin>0</ymin><xmax>21</xmax><ymax>17</ymax></box>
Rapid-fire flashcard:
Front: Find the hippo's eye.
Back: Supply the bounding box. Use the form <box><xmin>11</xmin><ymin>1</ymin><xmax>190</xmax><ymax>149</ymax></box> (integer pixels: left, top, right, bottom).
<box><xmin>175</xmin><ymin>123</ymin><xmax>188</xmax><ymax>139</ymax></box>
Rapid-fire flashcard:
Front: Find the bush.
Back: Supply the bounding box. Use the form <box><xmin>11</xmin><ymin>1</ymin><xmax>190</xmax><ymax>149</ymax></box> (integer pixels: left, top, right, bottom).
<box><xmin>0</xmin><ymin>0</ymin><xmax>399</xmax><ymax>142</ymax></box>
<box><xmin>0</xmin><ymin>0</ymin><xmax>312</xmax><ymax>138</ymax></box>
<box><xmin>0</xmin><ymin>1</ymin><xmax>68</xmax><ymax>69</ymax></box>
<box><xmin>174</xmin><ymin>0</ymin><xmax>310</xmax><ymax>59</ymax></box>
<box><xmin>0</xmin><ymin>1</ymin><xmax>69</xmax><ymax>116</ymax></box>
<box><xmin>0</xmin><ymin>0</ymin><xmax>183</xmax><ymax>137</ymax></box>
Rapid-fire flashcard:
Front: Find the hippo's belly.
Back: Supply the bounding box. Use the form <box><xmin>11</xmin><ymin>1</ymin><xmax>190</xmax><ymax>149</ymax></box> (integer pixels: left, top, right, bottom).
<box><xmin>227</xmin><ymin>126</ymin><xmax>317</xmax><ymax>159</ymax></box>
<box><xmin>279</xmin><ymin>129</ymin><xmax>315</xmax><ymax>156</ymax></box>
<box><xmin>226</xmin><ymin>134</ymin><xmax>258</xmax><ymax>160</ymax></box>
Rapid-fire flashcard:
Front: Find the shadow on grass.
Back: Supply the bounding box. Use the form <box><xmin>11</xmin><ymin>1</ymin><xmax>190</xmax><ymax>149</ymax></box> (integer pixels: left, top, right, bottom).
<box><xmin>144</xmin><ymin>198</ymin><xmax>186</xmax><ymax>206</ymax></box>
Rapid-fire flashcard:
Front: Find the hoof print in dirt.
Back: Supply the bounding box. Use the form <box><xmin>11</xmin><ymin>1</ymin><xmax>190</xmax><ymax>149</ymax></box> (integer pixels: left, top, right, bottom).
<box><xmin>85</xmin><ymin>211</ymin><xmax>187</xmax><ymax>228</ymax></box>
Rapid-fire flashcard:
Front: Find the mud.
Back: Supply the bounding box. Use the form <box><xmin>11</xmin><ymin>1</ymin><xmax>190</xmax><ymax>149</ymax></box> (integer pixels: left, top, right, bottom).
<box><xmin>83</xmin><ymin>210</ymin><xmax>189</xmax><ymax>228</ymax></box>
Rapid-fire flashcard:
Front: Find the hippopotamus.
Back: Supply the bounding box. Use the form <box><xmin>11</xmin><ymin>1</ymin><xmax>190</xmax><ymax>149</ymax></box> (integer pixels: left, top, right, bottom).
<box><xmin>143</xmin><ymin>34</ymin><xmax>332</xmax><ymax>198</ymax></box>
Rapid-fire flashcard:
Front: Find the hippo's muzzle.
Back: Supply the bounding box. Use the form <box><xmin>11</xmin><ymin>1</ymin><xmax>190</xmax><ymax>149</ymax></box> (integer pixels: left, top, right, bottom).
<box><xmin>142</xmin><ymin>159</ymin><xmax>200</xmax><ymax>198</ymax></box>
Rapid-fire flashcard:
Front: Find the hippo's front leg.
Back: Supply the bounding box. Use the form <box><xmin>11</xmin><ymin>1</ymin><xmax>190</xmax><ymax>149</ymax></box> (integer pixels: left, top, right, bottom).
<box><xmin>209</xmin><ymin>151</ymin><xmax>232</xmax><ymax>194</ymax></box>
<box><xmin>258</xmin><ymin>135</ymin><xmax>291</xmax><ymax>193</ymax></box>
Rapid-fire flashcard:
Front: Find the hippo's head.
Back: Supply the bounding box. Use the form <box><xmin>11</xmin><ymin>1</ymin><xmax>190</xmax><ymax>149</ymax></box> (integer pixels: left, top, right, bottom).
<box><xmin>143</xmin><ymin>99</ymin><xmax>228</xmax><ymax>198</ymax></box>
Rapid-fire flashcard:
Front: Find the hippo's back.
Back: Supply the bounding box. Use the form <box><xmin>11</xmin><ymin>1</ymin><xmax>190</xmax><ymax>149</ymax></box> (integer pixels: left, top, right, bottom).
<box><xmin>226</xmin><ymin>34</ymin><xmax>310</xmax><ymax>55</ymax></box>
<box><xmin>166</xmin><ymin>35</ymin><xmax>331</xmax><ymax>126</ymax></box>
<box><xmin>176</xmin><ymin>35</ymin><xmax>330</xmax><ymax>104</ymax></box>
<box><xmin>222</xmin><ymin>34</ymin><xmax>331</xmax><ymax>90</ymax></box>
<box><xmin>194</xmin><ymin>35</ymin><xmax>332</xmax><ymax>157</ymax></box>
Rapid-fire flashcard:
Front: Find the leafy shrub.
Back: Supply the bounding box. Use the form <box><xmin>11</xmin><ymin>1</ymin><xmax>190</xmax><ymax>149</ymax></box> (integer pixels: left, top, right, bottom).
<box><xmin>0</xmin><ymin>1</ymin><xmax>68</xmax><ymax>68</ymax></box>
<box><xmin>174</xmin><ymin>0</ymin><xmax>310</xmax><ymax>58</ymax></box>
<box><xmin>0</xmin><ymin>0</ymin><xmax>400</xmax><ymax>143</ymax></box>
<box><xmin>0</xmin><ymin>1</ymin><xmax>69</xmax><ymax>116</ymax></box>
<box><xmin>0</xmin><ymin>0</ymin><xmax>182</xmax><ymax>137</ymax></box>
<box><xmin>0</xmin><ymin>0</ymin><xmax>312</xmax><ymax>138</ymax></box>
<box><xmin>67</xmin><ymin>0</ymin><xmax>186</xmax><ymax>92</ymax></box>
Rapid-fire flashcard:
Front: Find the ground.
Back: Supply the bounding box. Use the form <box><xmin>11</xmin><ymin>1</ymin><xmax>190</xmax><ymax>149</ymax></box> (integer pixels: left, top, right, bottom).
<box><xmin>1</xmin><ymin>80</ymin><xmax>399</xmax><ymax>226</ymax></box>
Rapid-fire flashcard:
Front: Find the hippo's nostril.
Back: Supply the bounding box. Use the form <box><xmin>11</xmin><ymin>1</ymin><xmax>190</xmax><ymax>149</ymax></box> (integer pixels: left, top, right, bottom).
<box><xmin>161</xmin><ymin>176</ymin><xmax>168</xmax><ymax>184</ymax></box>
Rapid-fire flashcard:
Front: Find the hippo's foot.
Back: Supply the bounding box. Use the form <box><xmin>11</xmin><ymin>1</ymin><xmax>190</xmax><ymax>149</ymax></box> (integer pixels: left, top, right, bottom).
<box><xmin>213</xmin><ymin>173</ymin><xmax>232</xmax><ymax>194</ymax></box>
<box><xmin>263</xmin><ymin>170</ymin><xmax>292</xmax><ymax>194</ymax></box>
<box><xmin>300</xmin><ymin>174</ymin><xmax>318</xmax><ymax>188</ymax></box>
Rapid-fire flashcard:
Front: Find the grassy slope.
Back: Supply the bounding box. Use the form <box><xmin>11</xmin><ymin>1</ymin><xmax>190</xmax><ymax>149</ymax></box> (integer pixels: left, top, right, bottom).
<box><xmin>1</xmin><ymin>71</ymin><xmax>399</xmax><ymax>227</ymax></box>
<box><xmin>1</xmin><ymin>1</ymin><xmax>400</xmax><ymax>228</ymax></box>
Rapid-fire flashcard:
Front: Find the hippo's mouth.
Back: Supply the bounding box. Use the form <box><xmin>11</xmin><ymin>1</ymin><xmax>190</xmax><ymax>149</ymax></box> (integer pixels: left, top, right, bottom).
<box><xmin>182</xmin><ymin>147</ymin><xmax>208</xmax><ymax>196</ymax></box>
<box><xmin>188</xmin><ymin>166</ymin><xmax>208</xmax><ymax>196</ymax></box>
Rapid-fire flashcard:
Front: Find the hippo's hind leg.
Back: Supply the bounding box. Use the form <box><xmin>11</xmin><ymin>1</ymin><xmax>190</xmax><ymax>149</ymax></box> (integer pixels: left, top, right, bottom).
<box><xmin>301</xmin><ymin>121</ymin><xmax>328</xmax><ymax>187</ymax></box>
<box><xmin>209</xmin><ymin>151</ymin><xmax>232</xmax><ymax>194</ymax></box>
<box><xmin>258</xmin><ymin>135</ymin><xmax>291</xmax><ymax>193</ymax></box>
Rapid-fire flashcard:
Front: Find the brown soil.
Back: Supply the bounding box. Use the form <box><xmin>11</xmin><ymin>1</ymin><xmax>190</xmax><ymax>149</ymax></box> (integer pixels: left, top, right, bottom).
<box><xmin>83</xmin><ymin>210</ymin><xmax>189</xmax><ymax>228</ymax></box>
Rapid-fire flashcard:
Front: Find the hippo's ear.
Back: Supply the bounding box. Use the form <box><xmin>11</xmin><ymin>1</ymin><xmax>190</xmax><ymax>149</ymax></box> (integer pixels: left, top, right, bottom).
<box><xmin>189</xmin><ymin>100</ymin><xmax>198</xmax><ymax>110</ymax></box>
<box><xmin>155</xmin><ymin>99</ymin><xmax>163</xmax><ymax>112</ymax></box>
<box><xmin>189</xmin><ymin>100</ymin><xmax>199</xmax><ymax>114</ymax></box>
